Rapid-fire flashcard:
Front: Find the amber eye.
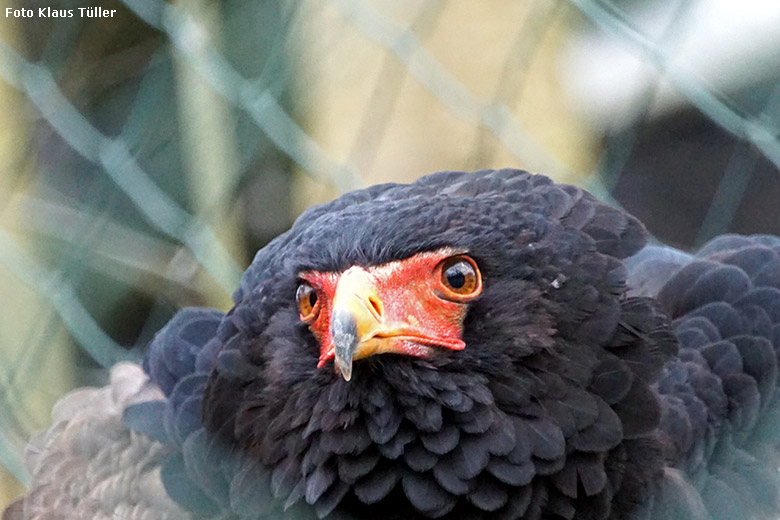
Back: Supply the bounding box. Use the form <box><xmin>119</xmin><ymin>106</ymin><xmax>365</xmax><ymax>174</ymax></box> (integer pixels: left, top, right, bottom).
<box><xmin>296</xmin><ymin>283</ymin><xmax>319</xmax><ymax>320</ymax></box>
<box><xmin>437</xmin><ymin>256</ymin><xmax>481</xmax><ymax>300</ymax></box>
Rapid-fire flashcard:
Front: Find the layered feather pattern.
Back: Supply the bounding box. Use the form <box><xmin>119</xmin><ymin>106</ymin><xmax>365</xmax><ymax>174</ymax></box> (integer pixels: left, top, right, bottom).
<box><xmin>6</xmin><ymin>363</ymin><xmax>191</xmax><ymax>520</ymax></box>
<box><xmin>630</xmin><ymin>235</ymin><xmax>780</xmax><ymax>519</ymax></box>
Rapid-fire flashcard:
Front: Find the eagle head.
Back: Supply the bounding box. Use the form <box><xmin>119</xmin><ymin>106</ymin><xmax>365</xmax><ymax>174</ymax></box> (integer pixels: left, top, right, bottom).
<box><xmin>200</xmin><ymin>169</ymin><xmax>675</xmax><ymax>519</ymax></box>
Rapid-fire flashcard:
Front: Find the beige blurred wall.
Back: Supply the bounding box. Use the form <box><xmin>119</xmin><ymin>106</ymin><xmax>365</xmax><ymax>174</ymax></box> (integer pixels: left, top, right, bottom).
<box><xmin>291</xmin><ymin>0</ymin><xmax>598</xmax><ymax>211</ymax></box>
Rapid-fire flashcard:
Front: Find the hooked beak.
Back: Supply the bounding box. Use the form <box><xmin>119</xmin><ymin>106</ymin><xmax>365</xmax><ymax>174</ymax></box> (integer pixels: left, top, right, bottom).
<box><xmin>329</xmin><ymin>267</ymin><xmax>383</xmax><ymax>382</ymax></box>
<box><xmin>331</xmin><ymin>307</ymin><xmax>359</xmax><ymax>382</ymax></box>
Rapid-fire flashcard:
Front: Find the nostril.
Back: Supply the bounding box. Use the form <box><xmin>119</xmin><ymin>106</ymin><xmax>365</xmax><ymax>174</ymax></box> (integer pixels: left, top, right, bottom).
<box><xmin>368</xmin><ymin>295</ymin><xmax>383</xmax><ymax>318</ymax></box>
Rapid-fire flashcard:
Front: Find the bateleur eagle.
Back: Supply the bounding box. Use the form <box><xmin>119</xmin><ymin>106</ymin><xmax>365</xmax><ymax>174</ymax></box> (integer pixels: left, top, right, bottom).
<box><xmin>6</xmin><ymin>169</ymin><xmax>780</xmax><ymax>520</ymax></box>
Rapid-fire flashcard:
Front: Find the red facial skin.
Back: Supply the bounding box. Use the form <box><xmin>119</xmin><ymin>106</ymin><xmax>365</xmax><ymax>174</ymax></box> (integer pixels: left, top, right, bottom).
<box><xmin>296</xmin><ymin>249</ymin><xmax>482</xmax><ymax>370</ymax></box>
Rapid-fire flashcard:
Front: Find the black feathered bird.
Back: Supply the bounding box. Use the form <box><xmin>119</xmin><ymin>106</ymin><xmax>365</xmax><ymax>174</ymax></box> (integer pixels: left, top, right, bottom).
<box><xmin>7</xmin><ymin>169</ymin><xmax>780</xmax><ymax>520</ymax></box>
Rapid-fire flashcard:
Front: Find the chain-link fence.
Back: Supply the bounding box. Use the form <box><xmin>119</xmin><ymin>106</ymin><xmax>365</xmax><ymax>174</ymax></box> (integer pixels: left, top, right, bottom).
<box><xmin>1</xmin><ymin>0</ymin><xmax>778</xmax><ymax>508</ymax></box>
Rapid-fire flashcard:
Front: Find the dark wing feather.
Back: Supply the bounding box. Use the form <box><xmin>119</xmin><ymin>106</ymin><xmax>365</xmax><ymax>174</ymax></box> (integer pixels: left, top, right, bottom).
<box><xmin>629</xmin><ymin>236</ymin><xmax>780</xmax><ymax>520</ymax></box>
<box><xmin>625</xmin><ymin>245</ymin><xmax>693</xmax><ymax>299</ymax></box>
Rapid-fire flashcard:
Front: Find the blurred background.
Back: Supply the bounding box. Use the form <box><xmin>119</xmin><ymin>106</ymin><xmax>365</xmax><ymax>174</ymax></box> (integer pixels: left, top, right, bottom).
<box><xmin>0</xmin><ymin>0</ymin><xmax>778</xmax><ymax>508</ymax></box>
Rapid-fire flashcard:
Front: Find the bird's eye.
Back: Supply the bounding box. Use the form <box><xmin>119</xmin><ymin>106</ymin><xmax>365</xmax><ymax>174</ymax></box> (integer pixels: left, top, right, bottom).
<box><xmin>296</xmin><ymin>283</ymin><xmax>319</xmax><ymax>320</ymax></box>
<box><xmin>436</xmin><ymin>256</ymin><xmax>482</xmax><ymax>301</ymax></box>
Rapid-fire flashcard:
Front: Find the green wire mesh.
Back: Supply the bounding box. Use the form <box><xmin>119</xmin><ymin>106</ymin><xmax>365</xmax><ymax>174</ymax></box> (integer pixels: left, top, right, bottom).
<box><xmin>0</xmin><ymin>0</ymin><xmax>777</xmax><ymax>507</ymax></box>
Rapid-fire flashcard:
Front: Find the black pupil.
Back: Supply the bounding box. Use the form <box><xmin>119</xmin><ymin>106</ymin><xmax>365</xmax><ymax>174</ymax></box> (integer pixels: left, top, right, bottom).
<box><xmin>446</xmin><ymin>264</ymin><xmax>468</xmax><ymax>289</ymax></box>
<box><xmin>308</xmin><ymin>290</ymin><xmax>317</xmax><ymax>307</ymax></box>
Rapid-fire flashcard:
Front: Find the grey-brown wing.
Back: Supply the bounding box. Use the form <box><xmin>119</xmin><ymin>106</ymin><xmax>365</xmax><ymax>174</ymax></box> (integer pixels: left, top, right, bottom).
<box><xmin>6</xmin><ymin>363</ymin><xmax>193</xmax><ymax>520</ymax></box>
